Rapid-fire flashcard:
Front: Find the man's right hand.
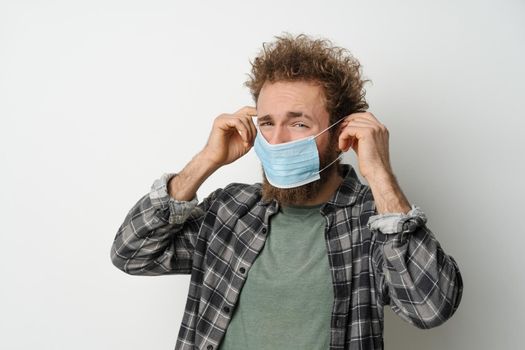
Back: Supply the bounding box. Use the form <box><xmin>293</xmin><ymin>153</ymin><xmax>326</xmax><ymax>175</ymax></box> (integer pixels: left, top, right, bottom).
<box><xmin>200</xmin><ymin>106</ymin><xmax>257</xmax><ymax>168</ymax></box>
<box><xmin>167</xmin><ymin>106</ymin><xmax>257</xmax><ymax>201</ymax></box>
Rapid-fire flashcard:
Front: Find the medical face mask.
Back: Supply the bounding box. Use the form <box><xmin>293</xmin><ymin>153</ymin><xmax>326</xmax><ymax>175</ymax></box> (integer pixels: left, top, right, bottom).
<box><xmin>253</xmin><ymin>118</ymin><xmax>344</xmax><ymax>189</ymax></box>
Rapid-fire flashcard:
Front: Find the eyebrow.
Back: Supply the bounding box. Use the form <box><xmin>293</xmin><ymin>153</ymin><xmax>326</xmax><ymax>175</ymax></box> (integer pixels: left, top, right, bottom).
<box><xmin>258</xmin><ymin>111</ymin><xmax>314</xmax><ymax>123</ymax></box>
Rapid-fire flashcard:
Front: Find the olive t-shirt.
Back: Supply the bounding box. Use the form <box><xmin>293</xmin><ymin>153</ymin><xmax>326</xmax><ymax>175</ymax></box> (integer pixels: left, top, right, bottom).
<box><xmin>219</xmin><ymin>204</ymin><xmax>334</xmax><ymax>350</ymax></box>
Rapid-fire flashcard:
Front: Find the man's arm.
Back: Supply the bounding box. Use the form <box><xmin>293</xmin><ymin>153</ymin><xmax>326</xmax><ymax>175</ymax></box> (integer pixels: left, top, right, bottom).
<box><xmin>339</xmin><ymin>111</ymin><xmax>462</xmax><ymax>326</ymax></box>
<box><xmin>110</xmin><ymin>106</ymin><xmax>257</xmax><ymax>275</ymax></box>
<box><xmin>168</xmin><ymin>106</ymin><xmax>257</xmax><ymax>201</ymax></box>
<box><xmin>338</xmin><ymin>111</ymin><xmax>411</xmax><ymax>214</ymax></box>
<box><xmin>368</xmin><ymin>204</ymin><xmax>463</xmax><ymax>328</ymax></box>
<box><xmin>110</xmin><ymin>173</ymin><xmax>214</xmax><ymax>276</ymax></box>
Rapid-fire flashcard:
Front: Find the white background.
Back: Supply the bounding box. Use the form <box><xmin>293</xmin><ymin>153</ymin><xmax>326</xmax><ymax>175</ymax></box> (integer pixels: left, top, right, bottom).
<box><xmin>1</xmin><ymin>0</ymin><xmax>524</xmax><ymax>349</ymax></box>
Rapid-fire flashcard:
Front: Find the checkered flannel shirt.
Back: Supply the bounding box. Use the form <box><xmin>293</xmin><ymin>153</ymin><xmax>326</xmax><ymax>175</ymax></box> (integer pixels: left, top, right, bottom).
<box><xmin>110</xmin><ymin>165</ymin><xmax>463</xmax><ymax>350</ymax></box>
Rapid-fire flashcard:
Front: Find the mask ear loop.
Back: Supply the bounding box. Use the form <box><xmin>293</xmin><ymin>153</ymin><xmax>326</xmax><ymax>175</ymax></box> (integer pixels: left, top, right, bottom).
<box><xmin>314</xmin><ymin>117</ymin><xmax>354</xmax><ymax>175</ymax></box>
<box><xmin>315</xmin><ymin>153</ymin><xmax>344</xmax><ymax>174</ymax></box>
<box><xmin>313</xmin><ymin>117</ymin><xmax>346</xmax><ymax>138</ymax></box>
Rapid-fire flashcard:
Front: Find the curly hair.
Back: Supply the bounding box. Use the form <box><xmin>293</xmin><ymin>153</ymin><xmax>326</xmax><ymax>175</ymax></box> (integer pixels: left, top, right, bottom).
<box><xmin>245</xmin><ymin>33</ymin><xmax>370</xmax><ymax>126</ymax></box>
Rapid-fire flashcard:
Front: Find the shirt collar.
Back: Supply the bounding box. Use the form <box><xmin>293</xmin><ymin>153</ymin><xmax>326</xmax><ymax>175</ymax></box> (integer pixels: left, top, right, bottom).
<box><xmin>325</xmin><ymin>164</ymin><xmax>364</xmax><ymax>208</ymax></box>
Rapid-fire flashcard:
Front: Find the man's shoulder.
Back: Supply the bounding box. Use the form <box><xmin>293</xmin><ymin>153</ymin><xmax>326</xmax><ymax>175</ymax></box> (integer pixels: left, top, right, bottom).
<box><xmin>335</xmin><ymin>164</ymin><xmax>375</xmax><ymax>207</ymax></box>
<box><xmin>223</xmin><ymin>181</ymin><xmax>262</xmax><ymax>194</ymax></box>
<box><xmin>211</xmin><ymin>181</ymin><xmax>263</xmax><ymax>205</ymax></box>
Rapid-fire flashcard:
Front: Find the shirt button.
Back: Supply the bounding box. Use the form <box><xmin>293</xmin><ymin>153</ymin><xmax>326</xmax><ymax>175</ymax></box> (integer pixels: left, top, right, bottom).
<box><xmin>207</xmin><ymin>345</ymin><xmax>213</xmax><ymax>350</ymax></box>
<box><xmin>336</xmin><ymin>319</ymin><xmax>342</xmax><ymax>327</ymax></box>
<box><xmin>239</xmin><ymin>267</ymin><xmax>246</xmax><ymax>274</ymax></box>
<box><xmin>223</xmin><ymin>306</ymin><xmax>230</xmax><ymax>314</ymax></box>
<box><xmin>261</xmin><ymin>228</ymin><xmax>267</xmax><ymax>234</ymax></box>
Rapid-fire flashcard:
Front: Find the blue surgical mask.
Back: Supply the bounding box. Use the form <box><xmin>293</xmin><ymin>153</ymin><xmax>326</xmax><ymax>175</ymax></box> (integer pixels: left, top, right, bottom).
<box><xmin>253</xmin><ymin>118</ymin><xmax>344</xmax><ymax>189</ymax></box>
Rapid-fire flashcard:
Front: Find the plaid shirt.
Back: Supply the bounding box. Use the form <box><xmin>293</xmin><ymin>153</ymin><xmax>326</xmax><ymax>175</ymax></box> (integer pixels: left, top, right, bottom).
<box><xmin>110</xmin><ymin>165</ymin><xmax>463</xmax><ymax>350</ymax></box>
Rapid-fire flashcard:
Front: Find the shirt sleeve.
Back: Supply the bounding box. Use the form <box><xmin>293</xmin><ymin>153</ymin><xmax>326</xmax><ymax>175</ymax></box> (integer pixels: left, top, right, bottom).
<box><xmin>110</xmin><ymin>172</ymin><xmax>218</xmax><ymax>276</ymax></box>
<box><xmin>150</xmin><ymin>172</ymin><xmax>200</xmax><ymax>224</ymax></box>
<box><xmin>368</xmin><ymin>205</ymin><xmax>463</xmax><ymax>329</ymax></box>
<box><xmin>367</xmin><ymin>205</ymin><xmax>427</xmax><ymax>234</ymax></box>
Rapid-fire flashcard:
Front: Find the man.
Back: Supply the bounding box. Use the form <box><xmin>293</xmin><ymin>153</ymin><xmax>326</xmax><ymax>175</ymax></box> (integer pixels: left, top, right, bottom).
<box><xmin>110</xmin><ymin>33</ymin><xmax>463</xmax><ymax>350</ymax></box>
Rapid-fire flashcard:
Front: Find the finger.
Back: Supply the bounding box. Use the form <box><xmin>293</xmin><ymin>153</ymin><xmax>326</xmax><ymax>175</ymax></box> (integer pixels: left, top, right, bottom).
<box><xmin>341</xmin><ymin>112</ymin><xmax>367</xmax><ymax>122</ymax></box>
<box><xmin>245</xmin><ymin>115</ymin><xmax>257</xmax><ymax>143</ymax></box>
<box><xmin>341</xmin><ymin>112</ymin><xmax>380</xmax><ymax>126</ymax></box>
<box><xmin>338</xmin><ymin>135</ymin><xmax>356</xmax><ymax>152</ymax></box>
<box><xmin>346</xmin><ymin>115</ymin><xmax>380</xmax><ymax>125</ymax></box>
<box><xmin>348</xmin><ymin>111</ymin><xmax>378</xmax><ymax>121</ymax></box>
<box><xmin>361</xmin><ymin>112</ymin><xmax>379</xmax><ymax>123</ymax></box>
<box><xmin>234</xmin><ymin>106</ymin><xmax>257</xmax><ymax>117</ymax></box>
<box><xmin>344</xmin><ymin>120</ymin><xmax>376</xmax><ymax>130</ymax></box>
<box><xmin>338</xmin><ymin>114</ymin><xmax>364</xmax><ymax>130</ymax></box>
<box><xmin>224</xmin><ymin>118</ymin><xmax>250</xmax><ymax>144</ymax></box>
<box><xmin>338</xmin><ymin>127</ymin><xmax>356</xmax><ymax>152</ymax></box>
<box><xmin>236</xmin><ymin>117</ymin><xmax>253</xmax><ymax>145</ymax></box>
<box><xmin>343</xmin><ymin>119</ymin><xmax>386</xmax><ymax>137</ymax></box>
<box><xmin>246</xmin><ymin>114</ymin><xmax>258</xmax><ymax>144</ymax></box>
<box><xmin>234</xmin><ymin>106</ymin><xmax>258</xmax><ymax>143</ymax></box>
<box><xmin>338</xmin><ymin>124</ymin><xmax>370</xmax><ymax>151</ymax></box>
<box><xmin>352</xmin><ymin>115</ymin><xmax>387</xmax><ymax>133</ymax></box>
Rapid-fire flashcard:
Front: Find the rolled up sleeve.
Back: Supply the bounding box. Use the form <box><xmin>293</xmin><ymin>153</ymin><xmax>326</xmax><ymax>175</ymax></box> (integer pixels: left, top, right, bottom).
<box><xmin>369</xmin><ymin>206</ymin><xmax>463</xmax><ymax>329</ymax></box>
<box><xmin>110</xmin><ymin>173</ymin><xmax>211</xmax><ymax>276</ymax></box>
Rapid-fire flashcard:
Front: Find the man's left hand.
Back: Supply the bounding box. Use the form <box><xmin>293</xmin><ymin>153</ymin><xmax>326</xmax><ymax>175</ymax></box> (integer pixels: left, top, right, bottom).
<box><xmin>338</xmin><ymin>112</ymin><xmax>393</xmax><ymax>181</ymax></box>
<box><xmin>338</xmin><ymin>112</ymin><xmax>411</xmax><ymax>213</ymax></box>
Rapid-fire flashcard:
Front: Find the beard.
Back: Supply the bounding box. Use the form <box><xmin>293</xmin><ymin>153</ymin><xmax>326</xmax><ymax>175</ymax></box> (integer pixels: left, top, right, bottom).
<box><xmin>261</xmin><ymin>136</ymin><xmax>341</xmax><ymax>205</ymax></box>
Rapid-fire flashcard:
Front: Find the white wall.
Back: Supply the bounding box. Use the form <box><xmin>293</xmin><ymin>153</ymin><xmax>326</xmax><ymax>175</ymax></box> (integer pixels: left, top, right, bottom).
<box><xmin>1</xmin><ymin>0</ymin><xmax>523</xmax><ymax>349</ymax></box>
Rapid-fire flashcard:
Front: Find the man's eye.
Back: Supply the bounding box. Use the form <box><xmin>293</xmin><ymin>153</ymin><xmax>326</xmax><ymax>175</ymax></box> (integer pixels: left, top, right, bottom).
<box><xmin>259</xmin><ymin>121</ymin><xmax>272</xmax><ymax>127</ymax></box>
<box><xmin>293</xmin><ymin>122</ymin><xmax>308</xmax><ymax>128</ymax></box>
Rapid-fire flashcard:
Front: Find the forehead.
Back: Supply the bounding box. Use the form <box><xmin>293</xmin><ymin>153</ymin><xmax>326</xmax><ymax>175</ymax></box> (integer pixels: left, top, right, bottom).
<box><xmin>257</xmin><ymin>81</ymin><xmax>327</xmax><ymax>116</ymax></box>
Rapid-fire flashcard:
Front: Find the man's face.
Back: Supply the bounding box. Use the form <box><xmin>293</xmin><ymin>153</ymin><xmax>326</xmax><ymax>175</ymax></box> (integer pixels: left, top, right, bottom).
<box><xmin>255</xmin><ymin>80</ymin><xmax>340</xmax><ymax>204</ymax></box>
<box><xmin>256</xmin><ymin>80</ymin><xmax>331</xmax><ymax>149</ymax></box>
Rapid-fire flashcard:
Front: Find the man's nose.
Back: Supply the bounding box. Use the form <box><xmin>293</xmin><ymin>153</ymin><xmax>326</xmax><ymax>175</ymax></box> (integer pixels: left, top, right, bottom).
<box><xmin>266</xmin><ymin>126</ymin><xmax>291</xmax><ymax>145</ymax></box>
